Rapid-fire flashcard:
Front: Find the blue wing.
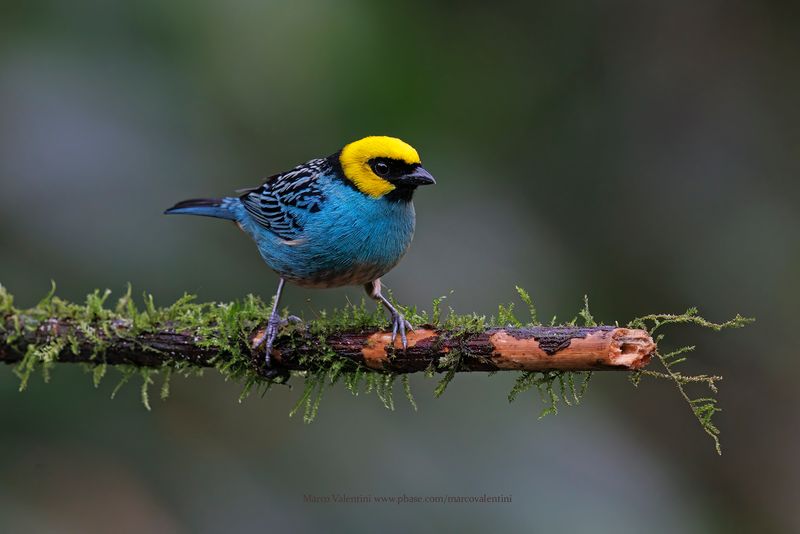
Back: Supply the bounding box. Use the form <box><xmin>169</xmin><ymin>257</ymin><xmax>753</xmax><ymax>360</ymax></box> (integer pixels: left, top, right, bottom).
<box><xmin>239</xmin><ymin>158</ymin><xmax>329</xmax><ymax>240</ymax></box>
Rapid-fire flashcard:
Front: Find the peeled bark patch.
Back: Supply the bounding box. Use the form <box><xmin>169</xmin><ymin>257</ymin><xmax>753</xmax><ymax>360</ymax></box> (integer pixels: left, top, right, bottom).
<box><xmin>489</xmin><ymin>327</ymin><xmax>653</xmax><ymax>370</ymax></box>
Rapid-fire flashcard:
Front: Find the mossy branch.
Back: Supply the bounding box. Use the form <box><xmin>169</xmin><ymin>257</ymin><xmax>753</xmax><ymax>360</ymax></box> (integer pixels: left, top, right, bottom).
<box><xmin>0</xmin><ymin>284</ymin><xmax>752</xmax><ymax>453</ymax></box>
<box><xmin>0</xmin><ymin>317</ymin><xmax>655</xmax><ymax>373</ymax></box>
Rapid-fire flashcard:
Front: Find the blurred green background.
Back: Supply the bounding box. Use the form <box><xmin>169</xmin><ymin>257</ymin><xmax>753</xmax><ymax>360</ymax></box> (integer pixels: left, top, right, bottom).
<box><xmin>1</xmin><ymin>1</ymin><xmax>797</xmax><ymax>532</ymax></box>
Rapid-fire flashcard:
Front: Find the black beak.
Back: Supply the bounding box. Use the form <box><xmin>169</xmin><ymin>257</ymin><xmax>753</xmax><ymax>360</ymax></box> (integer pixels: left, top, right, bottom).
<box><xmin>394</xmin><ymin>165</ymin><xmax>436</xmax><ymax>187</ymax></box>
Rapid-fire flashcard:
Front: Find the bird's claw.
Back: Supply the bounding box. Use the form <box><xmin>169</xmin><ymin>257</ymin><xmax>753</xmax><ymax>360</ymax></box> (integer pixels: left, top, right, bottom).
<box><xmin>284</xmin><ymin>315</ymin><xmax>303</xmax><ymax>325</ymax></box>
<box><xmin>389</xmin><ymin>312</ymin><xmax>414</xmax><ymax>350</ymax></box>
<box><xmin>255</xmin><ymin>313</ymin><xmax>303</xmax><ymax>381</ymax></box>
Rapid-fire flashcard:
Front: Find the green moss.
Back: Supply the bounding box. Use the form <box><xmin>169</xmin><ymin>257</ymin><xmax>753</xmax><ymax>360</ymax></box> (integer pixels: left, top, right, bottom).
<box><xmin>92</xmin><ymin>362</ymin><xmax>107</xmax><ymax>388</ymax></box>
<box><xmin>433</xmin><ymin>349</ymin><xmax>462</xmax><ymax>398</ymax></box>
<box><xmin>160</xmin><ymin>366</ymin><xmax>173</xmax><ymax>400</ymax></box>
<box><xmin>627</xmin><ymin>308</ymin><xmax>753</xmax><ymax>455</ymax></box>
<box><xmin>14</xmin><ymin>338</ymin><xmax>66</xmax><ymax>391</ymax></box>
<box><xmin>0</xmin><ymin>284</ymin><xmax>14</xmax><ymax>314</ymax></box>
<box><xmin>515</xmin><ymin>286</ymin><xmax>539</xmax><ymax>325</ymax></box>
<box><xmin>140</xmin><ymin>368</ymin><xmax>155</xmax><ymax>411</ymax></box>
<box><xmin>496</xmin><ymin>302</ymin><xmax>521</xmax><ymax>327</ymax></box>
<box><xmin>402</xmin><ymin>374</ymin><xmax>417</xmax><ymax>411</ymax></box>
<box><xmin>578</xmin><ymin>295</ymin><xmax>596</xmax><ymax>327</ymax></box>
<box><xmin>1</xmin><ymin>284</ymin><xmax>752</xmax><ymax>452</ymax></box>
<box><xmin>431</xmin><ymin>294</ymin><xmax>449</xmax><ymax>325</ymax></box>
<box><xmin>110</xmin><ymin>366</ymin><xmax>137</xmax><ymax>399</ymax></box>
<box><xmin>442</xmin><ymin>308</ymin><xmax>486</xmax><ymax>332</ymax></box>
<box><xmin>508</xmin><ymin>371</ymin><xmax>594</xmax><ymax>418</ymax></box>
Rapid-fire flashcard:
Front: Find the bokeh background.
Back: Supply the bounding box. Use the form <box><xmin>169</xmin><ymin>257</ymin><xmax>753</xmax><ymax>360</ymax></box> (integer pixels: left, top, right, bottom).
<box><xmin>1</xmin><ymin>1</ymin><xmax>798</xmax><ymax>532</ymax></box>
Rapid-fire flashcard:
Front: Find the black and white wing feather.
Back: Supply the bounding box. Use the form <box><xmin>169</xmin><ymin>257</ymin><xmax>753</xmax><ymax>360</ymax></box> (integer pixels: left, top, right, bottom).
<box><xmin>240</xmin><ymin>158</ymin><xmax>329</xmax><ymax>240</ymax></box>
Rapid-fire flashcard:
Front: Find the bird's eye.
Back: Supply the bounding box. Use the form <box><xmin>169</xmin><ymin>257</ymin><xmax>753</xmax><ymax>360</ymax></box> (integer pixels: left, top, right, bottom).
<box><xmin>373</xmin><ymin>161</ymin><xmax>390</xmax><ymax>176</ymax></box>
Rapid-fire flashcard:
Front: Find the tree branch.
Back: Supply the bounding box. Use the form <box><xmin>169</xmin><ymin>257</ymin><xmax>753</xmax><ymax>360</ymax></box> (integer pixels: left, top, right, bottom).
<box><xmin>0</xmin><ymin>314</ymin><xmax>654</xmax><ymax>374</ymax></box>
<box><xmin>0</xmin><ymin>285</ymin><xmax>751</xmax><ymax>451</ymax></box>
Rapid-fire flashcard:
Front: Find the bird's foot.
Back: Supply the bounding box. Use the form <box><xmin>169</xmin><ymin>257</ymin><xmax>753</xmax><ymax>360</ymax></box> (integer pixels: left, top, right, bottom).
<box><xmin>389</xmin><ymin>311</ymin><xmax>414</xmax><ymax>350</ymax></box>
<box><xmin>253</xmin><ymin>314</ymin><xmax>303</xmax><ymax>380</ymax></box>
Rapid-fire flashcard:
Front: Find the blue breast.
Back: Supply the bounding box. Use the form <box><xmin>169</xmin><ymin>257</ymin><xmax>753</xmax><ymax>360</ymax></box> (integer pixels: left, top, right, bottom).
<box><xmin>232</xmin><ymin>174</ymin><xmax>416</xmax><ymax>287</ymax></box>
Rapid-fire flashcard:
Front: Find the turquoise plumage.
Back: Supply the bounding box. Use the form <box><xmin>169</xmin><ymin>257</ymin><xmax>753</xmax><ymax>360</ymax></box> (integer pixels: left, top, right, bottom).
<box><xmin>165</xmin><ymin>136</ymin><xmax>435</xmax><ymax>376</ymax></box>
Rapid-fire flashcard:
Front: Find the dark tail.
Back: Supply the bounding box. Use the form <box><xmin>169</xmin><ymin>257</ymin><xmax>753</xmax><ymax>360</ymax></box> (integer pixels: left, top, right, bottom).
<box><xmin>164</xmin><ymin>198</ymin><xmax>236</xmax><ymax>221</ymax></box>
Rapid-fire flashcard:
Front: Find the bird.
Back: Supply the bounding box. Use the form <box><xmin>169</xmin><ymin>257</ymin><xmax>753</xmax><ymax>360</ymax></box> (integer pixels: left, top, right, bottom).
<box><xmin>165</xmin><ymin>135</ymin><xmax>435</xmax><ymax>375</ymax></box>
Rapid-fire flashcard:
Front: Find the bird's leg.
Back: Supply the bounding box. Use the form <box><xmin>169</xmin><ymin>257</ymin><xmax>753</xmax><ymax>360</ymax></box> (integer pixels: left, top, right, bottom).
<box><xmin>251</xmin><ymin>277</ymin><xmax>302</xmax><ymax>378</ymax></box>
<box><xmin>365</xmin><ymin>279</ymin><xmax>413</xmax><ymax>350</ymax></box>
